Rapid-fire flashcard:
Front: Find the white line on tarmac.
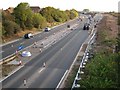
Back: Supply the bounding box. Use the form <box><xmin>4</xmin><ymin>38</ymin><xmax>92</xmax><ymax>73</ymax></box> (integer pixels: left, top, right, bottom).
<box><xmin>56</xmin><ymin>70</ymin><xmax>68</xmax><ymax>89</ymax></box>
<box><xmin>38</xmin><ymin>67</ymin><xmax>45</xmax><ymax>73</ymax></box>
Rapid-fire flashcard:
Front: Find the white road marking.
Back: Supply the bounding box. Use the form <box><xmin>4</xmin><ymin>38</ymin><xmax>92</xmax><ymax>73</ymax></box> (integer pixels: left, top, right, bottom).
<box><xmin>11</xmin><ymin>45</ymin><xmax>13</xmax><ymax>47</ymax></box>
<box><xmin>56</xmin><ymin>70</ymin><xmax>68</xmax><ymax>89</ymax></box>
<box><xmin>38</xmin><ymin>67</ymin><xmax>45</xmax><ymax>73</ymax></box>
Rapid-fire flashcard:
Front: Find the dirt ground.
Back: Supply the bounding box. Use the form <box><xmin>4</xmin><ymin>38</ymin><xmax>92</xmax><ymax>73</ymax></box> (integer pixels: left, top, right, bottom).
<box><xmin>103</xmin><ymin>14</ymin><xmax>118</xmax><ymax>39</ymax></box>
<box><xmin>97</xmin><ymin>14</ymin><xmax>118</xmax><ymax>40</ymax></box>
<box><xmin>95</xmin><ymin>14</ymin><xmax>118</xmax><ymax>53</ymax></box>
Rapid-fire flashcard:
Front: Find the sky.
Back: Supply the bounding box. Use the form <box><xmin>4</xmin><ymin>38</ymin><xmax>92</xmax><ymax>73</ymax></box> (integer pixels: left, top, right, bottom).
<box><xmin>0</xmin><ymin>0</ymin><xmax>119</xmax><ymax>12</ymax></box>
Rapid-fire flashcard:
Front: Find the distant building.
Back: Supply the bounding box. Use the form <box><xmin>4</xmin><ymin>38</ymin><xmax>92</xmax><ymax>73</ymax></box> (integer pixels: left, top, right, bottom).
<box><xmin>30</xmin><ymin>6</ymin><xmax>41</xmax><ymax>13</ymax></box>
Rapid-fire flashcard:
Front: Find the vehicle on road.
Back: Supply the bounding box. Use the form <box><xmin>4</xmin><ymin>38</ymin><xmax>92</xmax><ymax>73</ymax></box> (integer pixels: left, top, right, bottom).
<box><xmin>44</xmin><ymin>27</ymin><xmax>51</xmax><ymax>32</ymax></box>
<box><xmin>24</xmin><ymin>33</ymin><xmax>33</xmax><ymax>39</ymax></box>
<box><xmin>67</xmin><ymin>25</ymin><xmax>70</xmax><ymax>28</ymax></box>
<box><xmin>83</xmin><ymin>23</ymin><xmax>90</xmax><ymax>30</ymax></box>
<box><xmin>21</xmin><ymin>51</ymin><xmax>32</xmax><ymax>57</ymax></box>
<box><xmin>43</xmin><ymin>62</ymin><xmax>46</xmax><ymax>67</ymax></box>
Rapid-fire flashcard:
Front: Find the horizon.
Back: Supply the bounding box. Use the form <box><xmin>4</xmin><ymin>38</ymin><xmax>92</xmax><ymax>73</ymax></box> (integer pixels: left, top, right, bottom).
<box><xmin>0</xmin><ymin>0</ymin><xmax>119</xmax><ymax>12</ymax></box>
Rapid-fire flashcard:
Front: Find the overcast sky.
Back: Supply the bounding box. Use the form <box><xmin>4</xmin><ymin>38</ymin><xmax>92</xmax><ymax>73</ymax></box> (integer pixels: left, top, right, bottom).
<box><xmin>0</xmin><ymin>0</ymin><xmax>119</xmax><ymax>12</ymax></box>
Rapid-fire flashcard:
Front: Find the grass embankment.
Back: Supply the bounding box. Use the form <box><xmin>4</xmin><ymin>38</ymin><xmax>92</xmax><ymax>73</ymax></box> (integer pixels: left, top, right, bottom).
<box><xmin>79</xmin><ymin>14</ymin><xmax>119</xmax><ymax>88</ymax></box>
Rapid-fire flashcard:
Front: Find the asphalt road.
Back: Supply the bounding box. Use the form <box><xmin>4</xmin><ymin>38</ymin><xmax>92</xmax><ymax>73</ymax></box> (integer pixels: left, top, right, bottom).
<box><xmin>1</xmin><ymin>18</ymin><xmax>84</xmax><ymax>60</ymax></box>
<box><xmin>2</xmin><ymin>23</ymin><xmax>89</xmax><ymax>88</ymax></box>
<box><xmin>1</xmin><ymin>14</ymin><xmax>103</xmax><ymax>88</ymax></box>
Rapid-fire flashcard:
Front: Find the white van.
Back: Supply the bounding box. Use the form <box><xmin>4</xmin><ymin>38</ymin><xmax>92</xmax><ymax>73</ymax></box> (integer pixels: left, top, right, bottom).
<box><xmin>44</xmin><ymin>27</ymin><xmax>51</xmax><ymax>32</ymax></box>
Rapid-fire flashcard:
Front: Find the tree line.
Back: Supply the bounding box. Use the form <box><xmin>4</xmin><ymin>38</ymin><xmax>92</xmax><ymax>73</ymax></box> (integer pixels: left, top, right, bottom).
<box><xmin>1</xmin><ymin>2</ymin><xmax>78</xmax><ymax>37</ymax></box>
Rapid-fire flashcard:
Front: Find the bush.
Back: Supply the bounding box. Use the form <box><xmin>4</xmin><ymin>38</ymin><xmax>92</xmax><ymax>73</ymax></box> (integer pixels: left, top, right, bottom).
<box><xmin>80</xmin><ymin>53</ymin><xmax>118</xmax><ymax>88</ymax></box>
<box><xmin>3</xmin><ymin>20</ymin><xmax>21</xmax><ymax>36</ymax></box>
<box><xmin>32</xmin><ymin>13</ymin><xmax>47</xmax><ymax>29</ymax></box>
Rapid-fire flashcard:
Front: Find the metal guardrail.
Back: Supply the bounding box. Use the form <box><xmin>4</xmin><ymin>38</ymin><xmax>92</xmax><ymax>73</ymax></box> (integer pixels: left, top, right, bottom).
<box><xmin>71</xmin><ymin>28</ymin><xmax>97</xmax><ymax>89</ymax></box>
<box><xmin>0</xmin><ymin>55</ymin><xmax>16</xmax><ymax>65</ymax></box>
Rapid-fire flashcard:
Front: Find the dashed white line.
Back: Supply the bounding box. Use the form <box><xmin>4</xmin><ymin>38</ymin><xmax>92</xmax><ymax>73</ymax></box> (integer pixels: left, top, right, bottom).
<box><xmin>38</xmin><ymin>67</ymin><xmax>45</xmax><ymax>73</ymax></box>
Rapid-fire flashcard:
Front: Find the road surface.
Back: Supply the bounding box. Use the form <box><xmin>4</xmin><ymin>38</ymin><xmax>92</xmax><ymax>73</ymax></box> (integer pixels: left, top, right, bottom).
<box><xmin>1</xmin><ymin>18</ymin><xmax>84</xmax><ymax>60</ymax></box>
<box><xmin>2</xmin><ymin>23</ymin><xmax>89</xmax><ymax>89</ymax></box>
<box><xmin>1</xmin><ymin>14</ymin><xmax>103</xmax><ymax>88</ymax></box>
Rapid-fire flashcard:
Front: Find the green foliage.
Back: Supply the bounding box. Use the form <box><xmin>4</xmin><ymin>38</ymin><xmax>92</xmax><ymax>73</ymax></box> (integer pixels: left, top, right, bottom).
<box><xmin>2</xmin><ymin>11</ymin><xmax>15</xmax><ymax>22</ymax></box>
<box><xmin>32</xmin><ymin>13</ymin><xmax>47</xmax><ymax>28</ymax></box>
<box><xmin>65</xmin><ymin>10</ymin><xmax>78</xmax><ymax>20</ymax></box>
<box><xmin>0</xmin><ymin>23</ymin><xmax>3</xmax><ymax>36</ymax></box>
<box><xmin>117</xmin><ymin>33</ymin><xmax>120</xmax><ymax>52</ymax></box>
<box><xmin>118</xmin><ymin>14</ymin><xmax>120</xmax><ymax>25</ymax></box>
<box><xmin>2</xmin><ymin>2</ymin><xmax>79</xmax><ymax>39</ymax></box>
<box><xmin>117</xmin><ymin>53</ymin><xmax>120</xmax><ymax>87</ymax></box>
<box><xmin>80</xmin><ymin>53</ymin><xmax>118</xmax><ymax>88</ymax></box>
<box><xmin>40</xmin><ymin>7</ymin><xmax>55</xmax><ymax>23</ymax></box>
<box><xmin>3</xmin><ymin>20</ymin><xmax>20</xmax><ymax>36</ymax></box>
<box><xmin>70</xmin><ymin>9</ymin><xmax>79</xmax><ymax>17</ymax></box>
<box><xmin>25</xmin><ymin>12</ymin><xmax>33</xmax><ymax>29</ymax></box>
<box><xmin>40</xmin><ymin>7</ymin><xmax>78</xmax><ymax>23</ymax></box>
<box><xmin>0</xmin><ymin>11</ymin><xmax>2</xmax><ymax>22</ymax></box>
<box><xmin>14</xmin><ymin>2</ymin><xmax>33</xmax><ymax>29</ymax></box>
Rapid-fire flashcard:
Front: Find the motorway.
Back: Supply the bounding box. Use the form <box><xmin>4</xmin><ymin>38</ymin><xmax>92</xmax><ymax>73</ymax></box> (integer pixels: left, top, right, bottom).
<box><xmin>1</xmin><ymin>18</ymin><xmax>81</xmax><ymax>60</ymax></box>
<box><xmin>2</xmin><ymin>29</ymin><xmax>88</xmax><ymax>88</ymax></box>
<box><xmin>1</xmin><ymin>14</ymin><xmax>103</xmax><ymax>88</ymax></box>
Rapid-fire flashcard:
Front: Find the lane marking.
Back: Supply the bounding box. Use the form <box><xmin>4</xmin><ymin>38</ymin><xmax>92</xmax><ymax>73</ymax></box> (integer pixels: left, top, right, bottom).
<box><xmin>56</xmin><ymin>70</ymin><xmax>68</xmax><ymax>89</ymax></box>
<box><xmin>38</xmin><ymin>67</ymin><xmax>45</xmax><ymax>73</ymax></box>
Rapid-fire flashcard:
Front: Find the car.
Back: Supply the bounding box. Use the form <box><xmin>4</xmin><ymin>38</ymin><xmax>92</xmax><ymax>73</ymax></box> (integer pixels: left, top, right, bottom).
<box><xmin>83</xmin><ymin>23</ymin><xmax>90</xmax><ymax>30</ymax></box>
<box><xmin>67</xmin><ymin>25</ymin><xmax>70</xmax><ymax>28</ymax></box>
<box><xmin>94</xmin><ymin>24</ymin><xmax>97</xmax><ymax>28</ymax></box>
<box><xmin>44</xmin><ymin>27</ymin><xmax>51</xmax><ymax>32</ymax></box>
<box><xmin>24</xmin><ymin>33</ymin><xmax>33</xmax><ymax>39</ymax></box>
<box><xmin>21</xmin><ymin>51</ymin><xmax>31</xmax><ymax>57</ymax></box>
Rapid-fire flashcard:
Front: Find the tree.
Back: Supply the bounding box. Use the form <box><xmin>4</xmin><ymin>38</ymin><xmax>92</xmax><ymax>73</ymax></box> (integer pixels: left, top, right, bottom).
<box><xmin>25</xmin><ymin>11</ymin><xmax>33</xmax><ymax>29</ymax></box>
<box><xmin>70</xmin><ymin>9</ymin><xmax>79</xmax><ymax>17</ymax></box>
<box><xmin>40</xmin><ymin>7</ymin><xmax>55</xmax><ymax>23</ymax></box>
<box><xmin>3</xmin><ymin>20</ymin><xmax>20</xmax><ymax>36</ymax></box>
<box><xmin>32</xmin><ymin>13</ymin><xmax>47</xmax><ymax>28</ymax></box>
<box><xmin>14</xmin><ymin>2</ymin><xmax>33</xmax><ymax>29</ymax></box>
<box><xmin>40</xmin><ymin>6</ymin><xmax>72</xmax><ymax>23</ymax></box>
<box><xmin>80</xmin><ymin>53</ymin><xmax>118</xmax><ymax>88</ymax></box>
<box><xmin>117</xmin><ymin>32</ymin><xmax>120</xmax><ymax>52</ymax></box>
<box><xmin>2</xmin><ymin>11</ymin><xmax>15</xmax><ymax>22</ymax></box>
<box><xmin>69</xmin><ymin>11</ymin><xmax>76</xmax><ymax>19</ymax></box>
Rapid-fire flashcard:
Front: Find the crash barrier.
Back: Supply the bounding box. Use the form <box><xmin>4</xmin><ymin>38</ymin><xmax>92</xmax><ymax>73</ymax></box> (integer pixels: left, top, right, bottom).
<box><xmin>71</xmin><ymin>29</ymin><xmax>97</xmax><ymax>89</ymax></box>
<box><xmin>0</xmin><ymin>55</ymin><xmax>16</xmax><ymax>65</ymax></box>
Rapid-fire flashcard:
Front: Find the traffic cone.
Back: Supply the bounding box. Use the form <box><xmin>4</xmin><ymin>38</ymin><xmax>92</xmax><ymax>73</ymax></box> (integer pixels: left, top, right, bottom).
<box><xmin>19</xmin><ymin>60</ymin><xmax>22</xmax><ymax>65</ymax></box>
